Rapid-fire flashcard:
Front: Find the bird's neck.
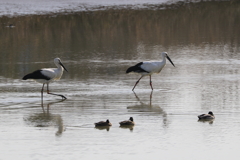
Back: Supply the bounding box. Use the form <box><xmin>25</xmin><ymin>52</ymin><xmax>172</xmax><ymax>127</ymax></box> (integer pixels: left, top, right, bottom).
<box><xmin>56</xmin><ymin>64</ymin><xmax>63</xmax><ymax>71</ymax></box>
<box><xmin>58</xmin><ymin>66</ymin><xmax>64</xmax><ymax>72</ymax></box>
<box><xmin>161</xmin><ymin>55</ymin><xmax>166</xmax><ymax>63</ymax></box>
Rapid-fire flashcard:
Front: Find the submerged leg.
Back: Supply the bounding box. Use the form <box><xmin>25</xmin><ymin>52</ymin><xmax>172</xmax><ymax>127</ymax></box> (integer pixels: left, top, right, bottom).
<box><xmin>47</xmin><ymin>83</ymin><xmax>67</xmax><ymax>99</ymax></box>
<box><xmin>132</xmin><ymin>76</ymin><xmax>144</xmax><ymax>91</ymax></box>
<box><xmin>149</xmin><ymin>75</ymin><xmax>153</xmax><ymax>90</ymax></box>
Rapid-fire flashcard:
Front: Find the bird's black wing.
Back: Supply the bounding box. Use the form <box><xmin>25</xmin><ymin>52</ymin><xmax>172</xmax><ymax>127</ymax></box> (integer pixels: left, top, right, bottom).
<box><xmin>22</xmin><ymin>70</ymin><xmax>51</xmax><ymax>80</ymax></box>
<box><xmin>126</xmin><ymin>62</ymin><xmax>149</xmax><ymax>73</ymax></box>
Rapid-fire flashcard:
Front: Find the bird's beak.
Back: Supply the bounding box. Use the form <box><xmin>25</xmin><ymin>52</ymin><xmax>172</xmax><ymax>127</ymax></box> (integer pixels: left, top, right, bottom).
<box><xmin>166</xmin><ymin>55</ymin><xmax>175</xmax><ymax>67</ymax></box>
<box><xmin>60</xmin><ymin>62</ymin><xmax>68</xmax><ymax>72</ymax></box>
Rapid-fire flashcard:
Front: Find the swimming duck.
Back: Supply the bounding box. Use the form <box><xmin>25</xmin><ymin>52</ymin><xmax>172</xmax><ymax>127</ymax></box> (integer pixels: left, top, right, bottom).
<box><xmin>6</xmin><ymin>24</ymin><xmax>15</xmax><ymax>28</ymax></box>
<box><xmin>94</xmin><ymin>119</ymin><xmax>112</xmax><ymax>127</ymax></box>
<box><xmin>119</xmin><ymin>117</ymin><xmax>135</xmax><ymax>126</ymax></box>
<box><xmin>198</xmin><ymin>111</ymin><xmax>215</xmax><ymax>120</ymax></box>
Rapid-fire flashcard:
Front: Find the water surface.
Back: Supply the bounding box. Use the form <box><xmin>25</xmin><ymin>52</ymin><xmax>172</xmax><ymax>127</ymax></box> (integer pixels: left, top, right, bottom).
<box><xmin>1</xmin><ymin>1</ymin><xmax>240</xmax><ymax>160</ymax></box>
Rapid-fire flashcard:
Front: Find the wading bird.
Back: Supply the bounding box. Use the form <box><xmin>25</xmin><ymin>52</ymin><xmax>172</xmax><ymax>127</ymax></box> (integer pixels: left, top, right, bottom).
<box><xmin>126</xmin><ymin>52</ymin><xmax>175</xmax><ymax>91</ymax></box>
<box><xmin>198</xmin><ymin>111</ymin><xmax>215</xmax><ymax>120</ymax></box>
<box><xmin>119</xmin><ymin>117</ymin><xmax>135</xmax><ymax>126</ymax></box>
<box><xmin>22</xmin><ymin>58</ymin><xmax>68</xmax><ymax>100</ymax></box>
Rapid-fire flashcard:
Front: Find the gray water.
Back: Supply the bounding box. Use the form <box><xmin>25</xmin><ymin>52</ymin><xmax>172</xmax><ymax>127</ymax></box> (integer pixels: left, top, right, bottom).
<box><xmin>1</xmin><ymin>1</ymin><xmax>240</xmax><ymax>160</ymax></box>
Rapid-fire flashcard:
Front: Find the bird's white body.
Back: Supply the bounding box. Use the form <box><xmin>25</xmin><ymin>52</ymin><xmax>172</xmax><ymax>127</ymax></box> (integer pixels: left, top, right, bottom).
<box><xmin>26</xmin><ymin>58</ymin><xmax>65</xmax><ymax>84</ymax></box>
<box><xmin>35</xmin><ymin>67</ymin><xmax>64</xmax><ymax>83</ymax></box>
<box><xmin>139</xmin><ymin>61</ymin><xmax>166</xmax><ymax>76</ymax></box>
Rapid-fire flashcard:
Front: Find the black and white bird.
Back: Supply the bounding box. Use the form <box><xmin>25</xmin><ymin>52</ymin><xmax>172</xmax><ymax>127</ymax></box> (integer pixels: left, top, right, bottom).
<box><xmin>198</xmin><ymin>111</ymin><xmax>215</xmax><ymax>120</ymax></box>
<box><xmin>22</xmin><ymin>58</ymin><xmax>68</xmax><ymax>100</ymax></box>
<box><xmin>126</xmin><ymin>52</ymin><xmax>175</xmax><ymax>91</ymax></box>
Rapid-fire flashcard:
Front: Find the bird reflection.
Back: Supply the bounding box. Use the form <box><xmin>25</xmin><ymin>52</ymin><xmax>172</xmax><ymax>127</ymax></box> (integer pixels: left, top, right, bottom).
<box><xmin>198</xmin><ymin>119</ymin><xmax>214</xmax><ymax>124</ymax></box>
<box><xmin>94</xmin><ymin>126</ymin><xmax>111</xmax><ymax>132</ymax></box>
<box><xmin>119</xmin><ymin>125</ymin><xmax>134</xmax><ymax>132</ymax></box>
<box><xmin>127</xmin><ymin>91</ymin><xmax>168</xmax><ymax>127</ymax></box>
<box><xmin>24</xmin><ymin>100</ymin><xmax>66</xmax><ymax>136</ymax></box>
<box><xmin>128</xmin><ymin>91</ymin><xmax>165</xmax><ymax>113</ymax></box>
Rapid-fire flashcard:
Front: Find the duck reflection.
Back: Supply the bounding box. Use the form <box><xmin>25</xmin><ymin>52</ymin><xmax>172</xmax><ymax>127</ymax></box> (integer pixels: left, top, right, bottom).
<box><xmin>24</xmin><ymin>100</ymin><xmax>66</xmax><ymax>136</ymax></box>
<box><xmin>119</xmin><ymin>125</ymin><xmax>134</xmax><ymax>132</ymax></box>
<box><xmin>127</xmin><ymin>91</ymin><xmax>168</xmax><ymax>127</ymax></box>
<box><xmin>94</xmin><ymin>126</ymin><xmax>111</xmax><ymax>132</ymax></box>
<box><xmin>198</xmin><ymin>119</ymin><xmax>214</xmax><ymax>124</ymax></box>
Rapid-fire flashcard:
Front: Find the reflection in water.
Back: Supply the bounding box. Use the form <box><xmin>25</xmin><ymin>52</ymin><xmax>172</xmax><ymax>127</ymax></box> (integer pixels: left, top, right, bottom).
<box><xmin>127</xmin><ymin>91</ymin><xmax>168</xmax><ymax>127</ymax></box>
<box><xmin>119</xmin><ymin>125</ymin><xmax>134</xmax><ymax>132</ymax></box>
<box><xmin>198</xmin><ymin>119</ymin><xmax>214</xmax><ymax>125</ymax></box>
<box><xmin>24</xmin><ymin>100</ymin><xmax>66</xmax><ymax>136</ymax></box>
<box><xmin>94</xmin><ymin>126</ymin><xmax>111</xmax><ymax>132</ymax></box>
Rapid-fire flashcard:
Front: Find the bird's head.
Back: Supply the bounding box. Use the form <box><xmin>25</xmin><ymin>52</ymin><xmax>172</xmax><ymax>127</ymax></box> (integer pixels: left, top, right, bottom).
<box><xmin>129</xmin><ymin>117</ymin><xmax>134</xmax><ymax>121</ymax></box>
<box><xmin>106</xmin><ymin>119</ymin><xmax>110</xmax><ymax>123</ymax></box>
<box><xmin>162</xmin><ymin>52</ymin><xmax>168</xmax><ymax>57</ymax></box>
<box><xmin>54</xmin><ymin>58</ymin><xmax>61</xmax><ymax>64</ymax></box>
<box><xmin>208</xmin><ymin>111</ymin><xmax>214</xmax><ymax>115</ymax></box>
<box><xmin>161</xmin><ymin>52</ymin><xmax>175</xmax><ymax>67</ymax></box>
<box><xmin>54</xmin><ymin>58</ymin><xmax>68</xmax><ymax>72</ymax></box>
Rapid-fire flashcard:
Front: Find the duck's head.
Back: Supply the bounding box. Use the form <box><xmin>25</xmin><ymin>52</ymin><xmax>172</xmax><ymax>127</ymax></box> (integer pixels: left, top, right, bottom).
<box><xmin>129</xmin><ymin>117</ymin><xmax>134</xmax><ymax>121</ymax></box>
<box><xmin>106</xmin><ymin>119</ymin><xmax>110</xmax><ymax>123</ymax></box>
<box><xmin>208</xmin><ymin>111</ymin><xmax>214</xmax><ymax>115</ymax></box>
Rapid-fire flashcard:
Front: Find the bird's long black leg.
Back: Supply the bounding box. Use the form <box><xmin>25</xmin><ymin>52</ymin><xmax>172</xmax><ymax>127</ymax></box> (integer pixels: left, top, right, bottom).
<box><xmin>132</xmin><ymin>76</ymin><xmax>144</xmax><ymax>91</ymax></box>
<box><xmin>41</xmin><ymin>83</ymin><xmax>45</xmax><ymax>101</ymax></box>
<box><xmin>47</xmin><ymin>83</ymin><xmax>67</xmax><ymax>100</ymax></box>
<box><xmin>149</xmin><ymin>75</ymin><xmax>153</xmax><ymax>90</ymax></box>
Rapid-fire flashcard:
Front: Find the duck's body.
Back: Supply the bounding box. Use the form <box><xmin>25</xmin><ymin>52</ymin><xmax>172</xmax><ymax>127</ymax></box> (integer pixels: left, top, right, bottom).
<box><xmin>94</xmin><ymin>119</ymin><xmax>112</xmax><ymax>127</ymax></box>
<box><xmin>119</xmin><ymin>117</ymin><xmax>135</xmax><ymax>126</ymax></box>
<box><xmin>6</xmin><ymin>24</ymin><xmax>15</xmax><ymax>28</ymax></box>
<box><xmin>126</xmin><ymin>52</ymin><xmax>175</xmax><ymax>91</ymax></box>
<box><xmin>198</xmin><ymin>111</ymin><xmax>215</xmax><ymax>120</ymax></box>
<box><xmin>22</xmin><ymin>58</ymin><xmax>68</xmax><ymax>99</ymax></box>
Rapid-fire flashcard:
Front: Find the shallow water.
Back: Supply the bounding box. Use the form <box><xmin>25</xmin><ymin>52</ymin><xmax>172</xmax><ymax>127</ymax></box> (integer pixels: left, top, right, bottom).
<box><xmin>1</xmin><ymin>1</ymin><xmax>240</xmax><ymax>160</ymax></box>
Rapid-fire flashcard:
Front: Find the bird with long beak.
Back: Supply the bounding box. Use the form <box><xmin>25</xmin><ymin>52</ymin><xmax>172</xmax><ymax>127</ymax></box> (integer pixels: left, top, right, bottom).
<box><xmin>126</xmin><ymin>52</ymin><xmax>175</xmax><ymax>91</ymax></box>
<box><xmin>22</xmin><ymin>58</ymin><xmax>68</xmax><ymax>100</ymax></box>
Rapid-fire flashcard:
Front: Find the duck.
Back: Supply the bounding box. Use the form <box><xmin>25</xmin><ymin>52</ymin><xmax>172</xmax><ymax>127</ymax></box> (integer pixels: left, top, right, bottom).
<box><xmin>6</xmin><ymin>24</ymin><xmax>15</xmax><ymax>28</ymax></box>
<box><xmin>198</xmin><ymin>111</ymin><xmax>215</xmax><ymax>120</ymax></box>
<box><xmin>94</xmin><ymin>119</ymin><xmax>112</xmax><ymax>127</ymax></box>
<box><xmin>119</xmin><ymin>117</ymin><xmax>135</xmax><ymax>126</ymax></box>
